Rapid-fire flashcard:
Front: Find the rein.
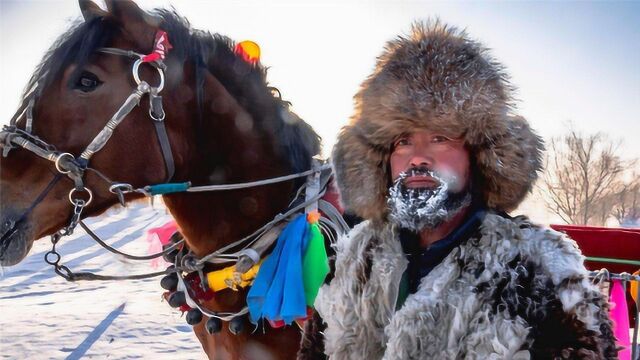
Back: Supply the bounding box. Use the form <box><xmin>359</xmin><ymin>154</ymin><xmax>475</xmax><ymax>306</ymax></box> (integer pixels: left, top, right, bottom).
<box><xmin>42</xmin><ymin>162</ymin><xmax>341</xmax><ymax>282</ymax></box>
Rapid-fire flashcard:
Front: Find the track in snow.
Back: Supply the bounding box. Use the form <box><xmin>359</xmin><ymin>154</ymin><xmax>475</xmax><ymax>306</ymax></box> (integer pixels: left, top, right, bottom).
<box><xmin>0</xmin><ymin>203</ymin><xmax>204</xmax><ymax>359</ymax></box>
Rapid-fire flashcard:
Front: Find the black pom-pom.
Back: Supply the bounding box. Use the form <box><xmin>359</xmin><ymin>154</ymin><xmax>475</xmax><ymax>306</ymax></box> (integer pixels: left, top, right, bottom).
<box><xmin>229</xmin><ymin>316</ymin><xmax>245</xmax><ymax>335</ymax></box>
<box><xmin>205</xmin><ymin>317</ymin><xmax>222</xmax><ymax>334</ymax></box>
<box><xmin>168</xmin><ymin>291</ymin><xmax>186</xmax><ymax>308</ymax></box>
<box><xmin>160</xmin><ymin>273</ymin><xmax>178</xmax><ymax>291</ymax></box>
<box><xmin>186</xmin><ymin>308</ymin><xmax>203</xmax><ymax>325</ymax></box>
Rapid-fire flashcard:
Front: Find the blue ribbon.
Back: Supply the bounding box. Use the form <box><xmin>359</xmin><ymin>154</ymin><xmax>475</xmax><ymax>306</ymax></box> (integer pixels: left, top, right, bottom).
<box><xmin>247</xmin><ymin>214</ymin><xmax>309</xmax><ymax>324</ymax></box>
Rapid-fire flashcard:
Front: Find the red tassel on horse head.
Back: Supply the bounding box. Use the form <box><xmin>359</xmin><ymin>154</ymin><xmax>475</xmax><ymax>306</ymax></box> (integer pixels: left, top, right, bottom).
<box><xmin>142</xmin><ymin>30</ymin><xmax>173</xmax><ymax>63</ymax></box>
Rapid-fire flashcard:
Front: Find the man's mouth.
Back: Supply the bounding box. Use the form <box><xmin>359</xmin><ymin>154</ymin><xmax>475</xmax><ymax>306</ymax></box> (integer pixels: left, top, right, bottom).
<box><xmin>404</xmin><ymin>175</ymin><xmax>440</xmax><ymax>189</ymax></box>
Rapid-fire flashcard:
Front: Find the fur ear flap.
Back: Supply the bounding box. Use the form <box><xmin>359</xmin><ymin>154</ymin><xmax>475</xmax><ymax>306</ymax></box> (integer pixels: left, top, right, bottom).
<box><xmin>79</xmin><ymin>0</ymin><xmax>107</xmax><ymax>22</ymax></box>
<box><xmin>104</xmin><ymin>0</ymin><xmax>161</xmax><ymax>51</ymax></box>
<box><xmin>332</xmin><ymin>125</ymin><xmax>390</xmax><ymax>222</ymax></box>
<box><xmin>476</xmin><ymin>115</ymin><xmax>544</xmax><ymax>211</ymax></box>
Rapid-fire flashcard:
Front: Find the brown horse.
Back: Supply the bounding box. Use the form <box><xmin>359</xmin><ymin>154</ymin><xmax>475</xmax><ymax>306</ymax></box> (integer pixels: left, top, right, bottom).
<box><xmin>0</xmin><ymin>0</ymin><xmax>324</xmax><ymax>358</ymax></box>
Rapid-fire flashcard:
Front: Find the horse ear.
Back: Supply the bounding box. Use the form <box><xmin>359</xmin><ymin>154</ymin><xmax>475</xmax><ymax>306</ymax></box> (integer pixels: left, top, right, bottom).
<box><xmin>104</xmin><ymin>0</ymin><xmax>162</xmax><ymax>48</ymax></box>
<box><xmin>79</xmin><ymin>0</ymin><xmax>107</xmax><ymax>22</ymax></box>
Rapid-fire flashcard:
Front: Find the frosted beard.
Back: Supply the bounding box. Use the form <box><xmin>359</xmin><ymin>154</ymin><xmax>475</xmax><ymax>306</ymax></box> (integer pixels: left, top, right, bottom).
<box><xmin>387</xmin><ymin>167</ymin><xmax>472</xmax><ymax>232</ymax></box>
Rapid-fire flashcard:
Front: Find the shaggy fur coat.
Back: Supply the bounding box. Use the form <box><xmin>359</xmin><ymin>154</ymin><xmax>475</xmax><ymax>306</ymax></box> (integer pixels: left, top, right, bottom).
<box><xmin>314</xmin><ymin>213</ymin><xmax>618</xmax><ymax>359</ymax></box>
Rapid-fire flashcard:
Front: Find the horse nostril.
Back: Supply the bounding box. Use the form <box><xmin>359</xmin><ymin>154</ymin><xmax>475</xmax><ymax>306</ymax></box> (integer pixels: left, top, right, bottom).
<box><xmin>3</xmin><ymin>220</ymin><xmax>15</xmax><ymax>231</ymax></box>
<box><xmin>1</xmin><ymin>219</ymin><xmax>17</xmax><ymax>240</ymax></box>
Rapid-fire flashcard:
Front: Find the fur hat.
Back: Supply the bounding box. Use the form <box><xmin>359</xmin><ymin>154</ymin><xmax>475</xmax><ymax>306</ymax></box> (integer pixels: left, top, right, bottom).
<box><xmin>332</xmin><ymin>21</ymin><xmax>544</xmax><ymax>222</ymax></box>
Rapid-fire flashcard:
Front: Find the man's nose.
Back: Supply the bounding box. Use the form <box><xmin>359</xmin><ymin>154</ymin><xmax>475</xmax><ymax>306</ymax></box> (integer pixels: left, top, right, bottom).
<box><xmin>409</xmin><ymin>149</ymin><xmax>433</xmax><ymax>168</ymax></box>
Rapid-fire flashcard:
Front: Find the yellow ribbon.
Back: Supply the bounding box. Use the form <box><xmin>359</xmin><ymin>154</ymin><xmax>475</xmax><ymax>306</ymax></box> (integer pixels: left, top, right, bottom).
<box><xmin>206</xmin><ymin>260</ymin><xmax>262</xmax><ymax>292</ymax></box>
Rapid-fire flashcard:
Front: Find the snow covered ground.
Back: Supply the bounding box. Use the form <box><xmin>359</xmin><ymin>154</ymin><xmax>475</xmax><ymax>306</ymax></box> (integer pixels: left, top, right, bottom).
<box><xmin>2</xmin><ymin>201</ymin><xmax>637</xmax><ymax>359</ymax></box>
<box><xmin>0</xmin><ymin>203</ymin><xmax>205</xmax><ymax>359</ymax></box>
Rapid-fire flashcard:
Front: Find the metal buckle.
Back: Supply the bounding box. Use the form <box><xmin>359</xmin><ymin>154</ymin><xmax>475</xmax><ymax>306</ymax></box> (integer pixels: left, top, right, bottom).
<box><xmin>132</xmin><ymin>58</ymin><xmax>165</xmax><ymax>92</ymax></box>
<box><xmin>54</xmin><ymin>153</ymin><xmax>75</xmax><ymax>174</ymax></box>
<box><xmin>148</xmin><ymin>107</ymin><xmax>166</xmax><ymax>121</ymax></box>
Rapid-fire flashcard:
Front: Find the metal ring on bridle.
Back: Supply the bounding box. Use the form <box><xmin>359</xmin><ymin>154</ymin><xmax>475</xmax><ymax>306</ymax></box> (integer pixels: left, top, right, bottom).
<box><xmin>148</xmin><ymin>108</ymin><xmax>166</xmax><ymax>121</ymax></box>
<box><xmin>132</xmin><ymin>59</ymin><xmax>165</xmax><ymax>92</ymax></box>
<box><xmin>68</xmin><ymin>187</ymin><xmax>93</xmax><ymax>206</ymax></box>
<box><xmin>109</xmin><ymin>183</ymin><xmax>134</xmax><ymax>194</ymax></box>
<box><xmin>54</xmin><ymin>153</ymin><xmax>75</xmax><ymax>174</ymax></box>
<box><xmin>44</xmin><ymin>251</ymin><xmax>61</xmax><ymax>265</ymax></box>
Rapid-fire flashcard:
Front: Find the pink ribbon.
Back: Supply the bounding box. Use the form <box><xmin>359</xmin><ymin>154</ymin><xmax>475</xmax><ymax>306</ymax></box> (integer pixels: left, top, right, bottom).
<box><xmin>146</xmin><ymin>220</ymin><xmax>178</xmax><ymax>269</ymax></box>
<box><xmin>609</xmin><ymin>279</ymin><xmax>631</xmax><ymax>360</ymax></box>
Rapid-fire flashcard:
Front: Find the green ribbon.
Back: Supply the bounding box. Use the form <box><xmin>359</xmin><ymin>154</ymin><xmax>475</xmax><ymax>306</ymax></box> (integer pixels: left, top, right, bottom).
<box><xmin>585</xmin><ymin>256</ymin><xmax>640</xmax><ymax>266</ymax></box>
<box><xmin>302</xmin><ymin>222</ymin><xmax>330</xmax><ymax>307</ymax></box>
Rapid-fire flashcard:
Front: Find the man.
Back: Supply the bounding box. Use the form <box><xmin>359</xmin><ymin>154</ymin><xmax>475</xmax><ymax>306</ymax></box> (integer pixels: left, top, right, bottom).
<box><xmin>314</xmin><ymin>22</ymin><xmax>618</xmax><ymax>359</ymax></box>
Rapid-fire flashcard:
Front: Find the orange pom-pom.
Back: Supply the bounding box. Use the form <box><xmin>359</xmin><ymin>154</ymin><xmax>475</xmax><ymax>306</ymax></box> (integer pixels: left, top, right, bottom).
<box><xmin>234</xmin><ymin>40</ymin><xmax>261</xmax><ymax>64</ymax></box>
<box><xmin>307</xmin><ymin>211</ymin><xmax>321</xmax><ymax>224</ymax></box>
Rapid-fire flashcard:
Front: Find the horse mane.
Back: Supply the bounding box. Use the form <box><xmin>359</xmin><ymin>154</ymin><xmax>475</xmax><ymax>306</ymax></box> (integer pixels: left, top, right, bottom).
<box><xmin>17</xmin><ymin>8</ymin><xmax>321</xmax><ymax>175</ymax></box>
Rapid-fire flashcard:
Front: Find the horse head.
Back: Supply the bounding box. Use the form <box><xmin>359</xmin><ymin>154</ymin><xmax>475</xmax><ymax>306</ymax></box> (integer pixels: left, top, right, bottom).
<box><xmin>0</xmin><ymin>0</ymin><xmax>320</xmax><ymax>269</ymax></box>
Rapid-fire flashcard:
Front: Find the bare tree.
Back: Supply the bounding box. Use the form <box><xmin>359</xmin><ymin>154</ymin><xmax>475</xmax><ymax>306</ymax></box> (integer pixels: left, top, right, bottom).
<box><xmin>542</xmin><ymin>129</ymin><xmax>628</xmax><ymax>225</ymax></box>
<box><xmin>612</xmin><ymin>177</ymin><xmax>640</xmax><ymax>226</ymax></box>
<box><xmin>592</xmin><ymin>192</ymin><xmax>618</xmax><ymax>226</ymax></box>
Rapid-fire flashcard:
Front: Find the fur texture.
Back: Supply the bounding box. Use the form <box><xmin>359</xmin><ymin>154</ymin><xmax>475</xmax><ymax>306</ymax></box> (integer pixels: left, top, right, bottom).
<box><xmin>297</xmin><ymin>310</ymin><xmax>327</xmax><ymax>360</ymax></box>
<box><xmin>315</xmin><ymin>214</ymin><xmax>618</xmax><ymax>359</ymax></box>
<box><xmin>332</xmin><ymin>21</ymin><xmax>544</xmax><ymax>221</ymax></box>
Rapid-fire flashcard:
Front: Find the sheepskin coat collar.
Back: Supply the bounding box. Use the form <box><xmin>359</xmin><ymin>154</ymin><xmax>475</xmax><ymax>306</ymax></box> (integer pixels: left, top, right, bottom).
<box><xmin>315</xmin><ymin>213</ymin><xmax>618</xmax><ymax>359</ymax></box>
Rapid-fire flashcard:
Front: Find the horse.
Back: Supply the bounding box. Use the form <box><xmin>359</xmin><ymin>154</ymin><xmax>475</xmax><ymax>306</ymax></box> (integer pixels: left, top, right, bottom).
<box><xmin>0</xmin><ymin>0</ymin><xmax>329</xmax><ymax>358</ymax></box>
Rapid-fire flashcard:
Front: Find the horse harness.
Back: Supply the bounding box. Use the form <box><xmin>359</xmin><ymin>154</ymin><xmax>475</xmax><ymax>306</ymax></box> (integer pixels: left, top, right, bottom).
<box><xmin>0</xmin><ymin>30</ymin><xmax>348</xmax><ymax>327</ymax></box>
<box><xmin>0</xmin><ymin>31</ymin><xmax>180</xmax><ymax>279</ymax></box>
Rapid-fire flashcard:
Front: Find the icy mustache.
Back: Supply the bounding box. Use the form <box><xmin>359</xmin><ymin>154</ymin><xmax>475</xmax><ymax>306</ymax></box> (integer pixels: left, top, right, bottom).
<box><xmin>394</xmin><ymin>167</ymin><xmax>458</xmax><ymax>190</ymax></box>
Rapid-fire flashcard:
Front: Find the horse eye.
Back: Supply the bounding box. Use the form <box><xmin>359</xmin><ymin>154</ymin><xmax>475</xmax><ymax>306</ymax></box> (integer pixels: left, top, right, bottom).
<box><xmin>74</xmin><ymin>71</ymin><xmax>102</xmax><ymax>92</ymax></box>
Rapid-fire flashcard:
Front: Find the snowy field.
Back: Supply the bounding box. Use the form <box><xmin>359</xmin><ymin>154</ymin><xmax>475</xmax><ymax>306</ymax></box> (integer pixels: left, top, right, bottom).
<box><xmin>0</xmin><ymin>203</ymin><xmax>205</xmax><ymax>359</ymax></box>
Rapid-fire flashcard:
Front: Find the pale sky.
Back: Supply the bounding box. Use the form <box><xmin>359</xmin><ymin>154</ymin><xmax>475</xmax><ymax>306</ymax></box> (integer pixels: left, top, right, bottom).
<box><xmin>1</xmin><ymin>0</ymin><xmax>639</xmax><ymax>223</ymax></box>
<box><xmin>1</xmin><ymin>0</ymin><xmax>639</xmax><ymax>155</ymax></box>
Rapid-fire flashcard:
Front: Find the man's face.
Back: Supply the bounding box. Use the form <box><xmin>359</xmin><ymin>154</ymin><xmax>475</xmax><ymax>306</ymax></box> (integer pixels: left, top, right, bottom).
<box><xmin>387</xmin><ymin>129</ymin><xmax>472</xmax><ymax>231</ymax></box>
<box><xmin>390</xmin><ymin>129</ymin><xmax>470</xmax><ymax>192</ymax></box>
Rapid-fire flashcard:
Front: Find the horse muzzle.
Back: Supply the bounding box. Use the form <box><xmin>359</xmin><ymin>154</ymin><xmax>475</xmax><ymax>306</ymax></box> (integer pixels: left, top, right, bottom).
<box><xmin>0</xmin><ymin>212</ymin><xmax>33</xmax><ymax>266</ymax></box>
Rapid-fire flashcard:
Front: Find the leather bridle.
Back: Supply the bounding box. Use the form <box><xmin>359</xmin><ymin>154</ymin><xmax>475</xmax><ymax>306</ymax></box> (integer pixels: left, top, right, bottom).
<box><xmin>0</xmin><ymin>30</ymin><xmax>348</xmax><ymax>292</ymax></box>
<box><xmin>0</xmin><ymin>35</ymin><xmax>175</xmax><ymax>246</ymax></box>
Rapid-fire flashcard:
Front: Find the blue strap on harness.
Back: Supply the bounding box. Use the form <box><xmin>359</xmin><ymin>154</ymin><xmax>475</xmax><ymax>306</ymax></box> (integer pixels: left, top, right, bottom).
<box><xmin>145</xmin><ymin>182</ymin><xmax>190</xmax><ymax>195</ymax></box>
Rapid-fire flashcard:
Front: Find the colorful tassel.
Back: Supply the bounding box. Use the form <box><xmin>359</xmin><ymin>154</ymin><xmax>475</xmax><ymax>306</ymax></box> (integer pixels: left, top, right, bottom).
<box><xmin>302</xmin><ymin>212</ymin><xmax>329</xmax><ymax>306</ymax></box>
<box><xmin>246</xmin><ymin>212</ymin><xmax>329</xmax><ymax>324</ymax></box>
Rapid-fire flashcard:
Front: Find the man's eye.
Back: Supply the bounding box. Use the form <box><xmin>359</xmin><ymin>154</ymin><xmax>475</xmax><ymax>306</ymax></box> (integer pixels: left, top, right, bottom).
<box><xmin>73</xmin><ymin>71</ymin><xmax>102</xmax><ymax>92</ymax></box>
<box><xmin>432</xmin><ymin>135</ymin><xmax>449</xmax><ymax>143</ymax></box>
<box><xmin>394</xmin><ymin>138</ymin><xmax>410</xmax><ymax>147</ymax></box>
